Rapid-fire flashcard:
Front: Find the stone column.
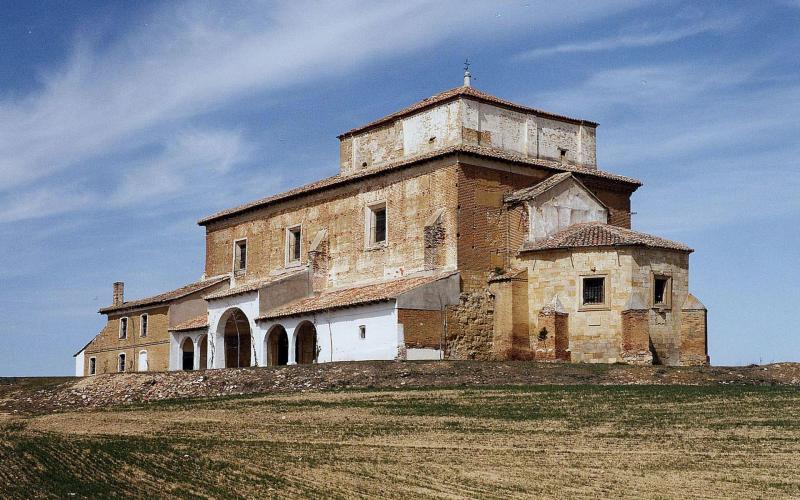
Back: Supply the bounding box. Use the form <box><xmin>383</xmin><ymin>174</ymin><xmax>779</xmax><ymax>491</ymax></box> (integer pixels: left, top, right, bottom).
<box><xmin>620</xmin><ymin>295</ymin><xmax>653</xmax><ymax>365</ymax></box>
<box><xmin>287</xmin><ymin>326</ymin><xmax>297</xmax><ymax>365</ymax></box>
<box><xmin>193</xmin><ymin>336</ymin><xmax>201</xmax><ymax>371</ymax></box>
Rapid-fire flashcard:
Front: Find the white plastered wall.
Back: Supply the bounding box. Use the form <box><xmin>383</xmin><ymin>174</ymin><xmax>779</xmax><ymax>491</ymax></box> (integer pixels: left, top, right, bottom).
<box><xmin>206</xmin><ymin>291</ymin><xmax>264</xmax><ymax>369</ymax></box>
<box><xmin>74</xmin><ymin>350</ymin><xmax>85</xmax><ymax>377</ymax></box>
<box><xmin>257</xmin><ymin>301</ymin><xmax>401</xmax><ymax>365</ymax></box>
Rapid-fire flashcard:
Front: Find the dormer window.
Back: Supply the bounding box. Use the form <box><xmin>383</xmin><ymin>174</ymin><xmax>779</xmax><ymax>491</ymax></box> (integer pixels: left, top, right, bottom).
<box><xmin>234</xmin><ymin>239</ymin><xmax>247</xmax><ymax>274</ymax></box>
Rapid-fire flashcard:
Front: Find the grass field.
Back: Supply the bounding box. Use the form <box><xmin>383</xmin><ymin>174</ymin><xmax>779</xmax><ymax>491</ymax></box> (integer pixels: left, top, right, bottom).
<box><xmin>1</xmin><ymin>383</ymin><xmax>799</xmax><ymax>498</ymax></box>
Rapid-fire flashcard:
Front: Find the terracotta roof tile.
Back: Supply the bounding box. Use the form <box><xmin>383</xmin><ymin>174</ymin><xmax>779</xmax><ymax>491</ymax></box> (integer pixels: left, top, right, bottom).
<box><xmin>204</xmin><ymin>270</ymin><xmax>307</xmax><ymax>301</ymax></box>
<box><xmin>169</xmin><ymin>315</ymin><xmax>208</xmax><ymax>332</ymax></box>
<box><xmin>338</xmin><ymin>86</ymin><xmax>597</xmax><ymax>138</ymax></box>
<box><xmin>98</xmin><ymin>276</ymin><xmax>229</xmax><ymax>314</ymax></box>
<box><xmin>504</xmin><ymin>172</ymin><xmax>573</xmax><ymax>204</ymax></box>
<box><xmin>519</xmin><ymin>222</ymin><xmax>692</xmax><ymax>253</ymax></box>
<box><xmin>258</xmin><ymin>271</ymin><xmax>458</xmax><ymax>320</ymax></box>
<box><xmin>198</xmin><ymin>145</ymin><xmax>640</xmax><ymax>226</ymax></box>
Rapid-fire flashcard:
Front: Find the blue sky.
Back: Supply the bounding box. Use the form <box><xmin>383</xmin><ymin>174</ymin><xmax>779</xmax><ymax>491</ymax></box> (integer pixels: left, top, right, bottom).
<box><xmin>1</xmin><ymin>1</ymin><xmax>798</xmax><ymax>376</ymax></box>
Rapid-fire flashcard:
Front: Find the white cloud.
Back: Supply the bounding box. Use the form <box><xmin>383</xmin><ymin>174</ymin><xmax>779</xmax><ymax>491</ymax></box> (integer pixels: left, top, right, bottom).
<box><xmin>0</xmin><ymin>0</ymin><xmax>646</xmax><ymax>224</ymax></box>
<box><xmin>515</xmin><ymin>14</ymin><xmax>741</xmax><ymax>60</ymax></box>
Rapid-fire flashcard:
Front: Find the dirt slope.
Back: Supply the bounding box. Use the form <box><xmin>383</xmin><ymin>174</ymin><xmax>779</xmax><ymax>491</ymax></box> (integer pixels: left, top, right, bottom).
<box><xmin>2</xmin><ymin>361</ymin><xmax>798</xmax><ymax>415</ymax></box>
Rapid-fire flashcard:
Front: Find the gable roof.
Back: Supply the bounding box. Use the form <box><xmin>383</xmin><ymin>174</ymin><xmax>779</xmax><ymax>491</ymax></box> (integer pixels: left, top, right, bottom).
<box><xmin>257</xmin><ymin>270</ymin><xmax>458</xmax><ymax>320</ymax></box>
<box><xmin>198</xmin><ymin>145</ymin><xmax>641</xmax><ymax>226</ymax></box>
<box><xmin>98</xmin><ymin>275</ymin><xmax>229</xmax><ymax>314</ymax></box>
<box><xmin>519</xmin><ymin>222</ymin><xmax>692</xmax><ymax>253</ymax></box>
<box><xmin>337</xmin><ymin>86</ymin><xmax>597</xmax><ymax>138</ymax></box>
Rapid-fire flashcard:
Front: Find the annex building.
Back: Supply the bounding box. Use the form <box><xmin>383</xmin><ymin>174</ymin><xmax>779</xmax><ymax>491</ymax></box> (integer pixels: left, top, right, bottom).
<box><xmin>74</xmin><ymin>75</ymin><xmax>708</xmax><ymax>376</ymax></box>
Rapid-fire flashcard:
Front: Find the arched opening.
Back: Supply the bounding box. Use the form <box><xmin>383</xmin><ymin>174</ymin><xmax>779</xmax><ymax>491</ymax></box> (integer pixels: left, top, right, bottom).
<box><xmin>198</xmin><ymin>334</ymin><xmax>208</xmax><ymax>370</ymax></box>
<box><xmin>295</xmin><ymin>321</ymin><xmax>318</xmax><ymax>365</ymax></box>
<box><xmin>182</xmin><ymin>338</ymin><xmax>194</xmax><ymax>371</ymax></box>
<box><xmin>223</xmin><ymin>309</ymin><xmax>251</xmax><ymax>368</ymax></box>
<box><xmin>138</xmin><ymin>350</ymin><xmax>148</xmax><ymax>372</ymax></box>
<box><xmin>266</xmin><ymin>325</ymin><xmax>289</xmax><ymax>366</ymax></box>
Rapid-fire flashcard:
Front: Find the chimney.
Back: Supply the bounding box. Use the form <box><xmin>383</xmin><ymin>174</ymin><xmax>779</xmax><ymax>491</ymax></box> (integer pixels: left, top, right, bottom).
<box><xmin>113</xmin><ymin>282</ymin><xmax>124</xmax><ymax>306</ymax></box>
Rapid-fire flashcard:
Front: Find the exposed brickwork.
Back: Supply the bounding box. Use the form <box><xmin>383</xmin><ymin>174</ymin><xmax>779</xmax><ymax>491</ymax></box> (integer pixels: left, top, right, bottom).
<box><xmin>398</xmin><ymin>309</ymin><xmax>444</xmax><ymax>349</ymax></box>
<box><xmin>680</xmin><ymin>309</ymin><xmax>709</xmax><ymax>365</ymax></box>
<box><xmin>534</xmin><ymin>309</ymin><xmax>570</xmax><ymax>361</ymax></box>
<box><xmin>620</xmin><ymin>309</ymin><xmax>653</xmax><ymax>365</ymax></box>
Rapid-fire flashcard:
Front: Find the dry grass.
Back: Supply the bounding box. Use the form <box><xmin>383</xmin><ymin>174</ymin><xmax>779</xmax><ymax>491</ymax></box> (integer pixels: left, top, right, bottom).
<box><xmin>2</xmin><ymin>384</ymin><xmax>799</xmax><ymax>499</ymax></box>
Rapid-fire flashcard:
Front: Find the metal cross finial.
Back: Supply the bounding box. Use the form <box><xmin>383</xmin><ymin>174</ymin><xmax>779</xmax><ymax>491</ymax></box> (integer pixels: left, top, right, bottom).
<box><xmin>464</xmin><ymin>58</ymin><xmax>470</xmax><ymax>72</ymax></box>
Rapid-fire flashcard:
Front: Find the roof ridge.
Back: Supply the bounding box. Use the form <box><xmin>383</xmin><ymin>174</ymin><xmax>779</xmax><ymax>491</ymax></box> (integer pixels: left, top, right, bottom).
<box><xmin>337</xmin><ymin>86</ymin><xmax>597</xmax><ymax>138</ymax></box>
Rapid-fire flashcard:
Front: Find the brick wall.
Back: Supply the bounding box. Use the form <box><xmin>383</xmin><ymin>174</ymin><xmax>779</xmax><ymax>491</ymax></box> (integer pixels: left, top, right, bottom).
<box><xmin>84</xmin><ymin>305</ymin><xmax>171</xmax><ymax>375</ymax></box>
<box><xmin>398</xmin><ymin>309</ymin><xmax>444</xmax><ymax>349</ymax></box>
<box><xmin>204</xmin><ymin>160</ymin><xmax>460</xmax><ymax>290</ymax></box>
<box><xmin>680</xmin><ymin>309</ymin><xmax>708</xmax><ymax>365</ymax></box>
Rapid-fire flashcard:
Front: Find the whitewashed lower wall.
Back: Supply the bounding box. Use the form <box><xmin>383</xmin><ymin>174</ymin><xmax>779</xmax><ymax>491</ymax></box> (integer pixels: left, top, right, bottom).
<box><xmin>258</xmin><ymin>301</ymin><xmax>401</xmax><ymax>364</ymax></box>
<box><xmin>206</xmin><ymin>291</ymin><xmax>263</xmax><ymax>369</ymax></box>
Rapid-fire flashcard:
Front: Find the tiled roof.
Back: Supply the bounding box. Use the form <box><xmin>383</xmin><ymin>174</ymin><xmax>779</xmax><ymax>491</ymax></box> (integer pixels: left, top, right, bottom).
<box><xmin>519</xmin><ymin>222</ymin><xmax>693</xmax><ymax>253</ymax></box>
<box><xmin>98</xmin><ymin>276</ymin><xmax>229</xmax><ymax>314</ymax></box>
<box><xmin>505</xmin><ymin>172</ymin><xmax>573</xmax><ymax>204</ymax></box>
<box><xmin>257</xmin><ymin>271</ymin><xmax>458</xmax><ymax>320</ymax></box>
<box><xmin>337</xmin><ymin>86</ymin><xmax>597</xmax><ymax>138</ymax></box>
<box><xmin>204</xmin><ymin>270</ymin><xmax>307</xmax><ymax>301</ymax></box>
<box><xmin>169</xmin><ymin>315</ymin><xmax>208</xmax><ymax>332</ymax></box>
<box><xmin>198</xmin><ymin>145</ymin><xmax>641</xmax><ymax>226</ymax></box>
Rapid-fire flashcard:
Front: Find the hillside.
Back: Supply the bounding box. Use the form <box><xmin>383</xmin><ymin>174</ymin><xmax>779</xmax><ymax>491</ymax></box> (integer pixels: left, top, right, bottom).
<box><xmin>1</xmin><ymin>362</ymin><xmax>799</xmax><ymax>498</ymax></box>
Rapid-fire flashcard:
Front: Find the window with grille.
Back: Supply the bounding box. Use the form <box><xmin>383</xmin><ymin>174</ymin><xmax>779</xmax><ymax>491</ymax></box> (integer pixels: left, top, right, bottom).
<box><xmin>582</xmin><ymin>277</ymin><xmax>605</xmax><ymax>306</ymax></box>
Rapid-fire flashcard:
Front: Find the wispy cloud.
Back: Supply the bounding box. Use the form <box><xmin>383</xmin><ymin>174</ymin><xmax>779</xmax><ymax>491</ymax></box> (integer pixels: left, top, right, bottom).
<box><xmin>515</xmin><ymin>15</ymin><xmax>740</xmax><ymax>60</ymax></box>
<box><xmin>0</xmin><ymin>0</ymin><xmax>645</xmax><ymax>224</ymax></box>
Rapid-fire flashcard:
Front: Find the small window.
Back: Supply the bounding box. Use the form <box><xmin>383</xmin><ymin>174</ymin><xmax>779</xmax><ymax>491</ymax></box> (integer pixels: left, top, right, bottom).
<box><xmin>234</xmin><ymin>240</ymin><xmax>247</xmax><ymax>273</ymax></box>
<box><xmin>118</xmin><ymin>353</ymin><xmax>126</xmax><ymax>372</ymax></box>
<box><xmin>287</xmin><ymin>226</ymin><xmax>301</xmax><ymax>263</ymax></box>
<box><xmin>359</xmin><ymin>325</ymin><xmax>366</xmax><ymax>339</ymax></box>
<box><xmin>368</xmin><ymin>203</ymin><xmax>387</xmax><ymax>246</ymax></box>
<box><xmin>119</xmin><ymin>317</ymin><xmax>128</xmax><ymax>339</ymax></box>
<box><xmin>653</xmin><ymin>275</ymin><xmax>672</xmax><ymax>307</ymax></box>
<box><xmin>559</xmin><ymin>147</ymin><xmax>568</xmax><ymax>162</ymax></box>
<box><xmin>89</xmin><ymin>357</ymin><xmax>96</xmax><ymax>376</ymax></box>
<box><xmin>582</xmin><ymin>277</ymin><xmax>605</xmax><ymax>306</ymax></box>
<box><xmin>140</xmin><ymin>314</ymin><xmax>148</xmax><ymax>337</ymax></box>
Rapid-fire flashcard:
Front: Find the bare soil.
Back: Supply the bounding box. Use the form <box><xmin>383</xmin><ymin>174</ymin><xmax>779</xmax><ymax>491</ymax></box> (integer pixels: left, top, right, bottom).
<box><xmin>1</xmin><ymin>362</ymin><xmax>798</xmax><ymax>498</ymax></box>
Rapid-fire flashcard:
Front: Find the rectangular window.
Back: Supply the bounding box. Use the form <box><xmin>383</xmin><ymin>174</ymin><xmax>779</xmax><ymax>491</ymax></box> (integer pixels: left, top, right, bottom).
<box><xmin>359</xmin><ymin>325</ymin><xmax>366</xmax><ymax>339</ymax></box>
<box><xmin>234</xmin><ymin>240</ymin><xmax>247</xmax><ymax>273</ymax></box>
<box><xmin>140</xmin><ymin>314</ymin><xmax>148</xmax><ymax>337</ymax></box>
<box><xmin>368</xmin><ymin>203</ymin><xmax>387</xmax><ymax>246</ymax></box>
<box><xmin>119</xmin><ymin>317</ymin><xmax>128</xmax><ymax>339</ymax></box>
<box><xmin>89</xmin><ymin>357</ymin><xmax>96</xmax><ymax>376</ymax></box>
<box><xmin>653</xmin><ymin>275</ymin><xmax>672</xmax><ymax>307</ymax></box>
<box><xmin>287</xmin><ymin>226</ymin><xmax>301</xmax><ymax>263</ymax></box>
<box><xmin>118</xmin><ymin>353</ymin><xmax>126</xmax><ymax>372</ymax></box>
<box><xmin>582</xmin><ymin>277</ymin><xmax>605</xmax><ymax>306</ymax></box>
